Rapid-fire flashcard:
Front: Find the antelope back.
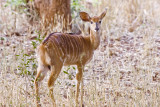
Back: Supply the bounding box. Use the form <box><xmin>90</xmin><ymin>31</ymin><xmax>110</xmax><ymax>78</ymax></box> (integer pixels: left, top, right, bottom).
<box><xmin>41</xmin><ymin>33</ymin><xmax>93</xmax><ymax>65</ymax></box>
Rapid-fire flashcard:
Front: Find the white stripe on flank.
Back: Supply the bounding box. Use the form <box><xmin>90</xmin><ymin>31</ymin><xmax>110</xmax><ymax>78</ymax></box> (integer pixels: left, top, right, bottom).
<box><xmin>47</xmin><ymin>39</ymin><xmax>58</xmax><ymax>57</ymax></box>
<box><xmin>55</xmin><ymin>38</ymin><xmax>65</xmax><ymax>58</ymax></box>
<box><xmin>72</xmin><ymin>38</ymin><xmax>78</xmax><ymax>63</ymax></box>
<box><xmin>68</xmin><ymin>37</ymin><xmax>74</xmax><ymax>63</ymax></box>
<box><xmin>50</xmin><ymin>37</ymin><xmax>61</xmax><ymax>57</ymax></box>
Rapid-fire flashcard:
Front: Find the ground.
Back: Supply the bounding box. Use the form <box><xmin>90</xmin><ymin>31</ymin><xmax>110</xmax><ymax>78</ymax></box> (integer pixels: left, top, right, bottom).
<box><xmin>0</xmin><ymin>0</ymin><xmax>160</xmax><ymax>107</ymax></box>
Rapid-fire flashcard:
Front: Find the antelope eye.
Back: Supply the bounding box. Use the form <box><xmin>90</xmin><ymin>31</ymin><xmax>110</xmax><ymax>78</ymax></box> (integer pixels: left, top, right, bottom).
<box><xmin>99</xmin><ymin>21</ymin><xmax>101</xmax><ymax>23</ymax></box>
<box><xmin>91</xmin><ymin>21</ymin><xmax>93</xmax><ymax>24</ymax></box>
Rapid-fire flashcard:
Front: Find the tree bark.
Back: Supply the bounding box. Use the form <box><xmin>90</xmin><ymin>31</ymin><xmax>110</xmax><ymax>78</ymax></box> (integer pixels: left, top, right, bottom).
<box><xmin>34</xmin><ymin>0</ymin><xmax>71</xmax><ymax>31</ymax></box>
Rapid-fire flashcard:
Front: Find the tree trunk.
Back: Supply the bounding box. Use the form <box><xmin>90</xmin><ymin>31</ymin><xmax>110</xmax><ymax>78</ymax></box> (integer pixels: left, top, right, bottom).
<box><xmin>34</xmin><ymin>0</ymin><xmax>71</xmax><ymax>31</ymax></box>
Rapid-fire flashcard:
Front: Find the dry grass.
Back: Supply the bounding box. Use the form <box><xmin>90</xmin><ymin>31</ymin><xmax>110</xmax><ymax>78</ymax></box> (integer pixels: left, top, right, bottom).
<box><xmin>1</xmin><ymin>0</ymin><xmax>160</xmax><ymax>106</ymax></box>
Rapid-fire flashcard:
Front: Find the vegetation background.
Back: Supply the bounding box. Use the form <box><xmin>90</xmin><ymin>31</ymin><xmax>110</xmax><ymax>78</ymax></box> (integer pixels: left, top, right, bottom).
<box><xmin>0</xmin><ymin>0</ymin><xmax>160</xmax><ymax>106</ymax></box>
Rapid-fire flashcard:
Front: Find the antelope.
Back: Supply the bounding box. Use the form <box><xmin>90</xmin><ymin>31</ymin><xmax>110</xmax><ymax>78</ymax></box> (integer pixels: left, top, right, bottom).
<box><xmin>34</xmin><ymin>8</ymin><xmax>107</xmax><ymax>107</ymax></box>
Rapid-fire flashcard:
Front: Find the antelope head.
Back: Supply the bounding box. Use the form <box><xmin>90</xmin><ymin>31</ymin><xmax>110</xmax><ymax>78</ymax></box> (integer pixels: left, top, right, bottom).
<box><xmin>79</xmin><ymin>8</ymin><xmax>107</xmax><ymax>33</ymax></box>
<box><xmin>79</xmin><ymin>8</ymin><xmax>107</xmax><ymax>49</ymax></box>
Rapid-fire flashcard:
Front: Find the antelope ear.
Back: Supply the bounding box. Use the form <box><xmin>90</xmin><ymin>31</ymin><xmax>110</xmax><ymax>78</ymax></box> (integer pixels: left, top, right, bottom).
<box><xmin>79</xmin><ymin>12</ymin><xmax>91</xmax><ymax>22</ymax></box>
<box><xmin>99</xmin><ymin>8</ymin><xmax>107</xmax><ymax>20</ymax></box>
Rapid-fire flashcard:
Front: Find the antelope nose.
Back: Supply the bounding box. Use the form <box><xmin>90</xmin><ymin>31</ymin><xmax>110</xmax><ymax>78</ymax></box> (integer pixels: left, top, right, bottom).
<box><xmin>95</xmin><ymin>27</ymin><xmax>99</xmax><ymax>31</ymax></box>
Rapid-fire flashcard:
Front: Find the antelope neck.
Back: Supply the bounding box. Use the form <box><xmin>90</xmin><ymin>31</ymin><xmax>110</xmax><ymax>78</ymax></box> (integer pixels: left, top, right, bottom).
<box><xmin>90</xmin><ymin>30</ymin><xmax>100</xmax><ymax>50</ymax></box>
